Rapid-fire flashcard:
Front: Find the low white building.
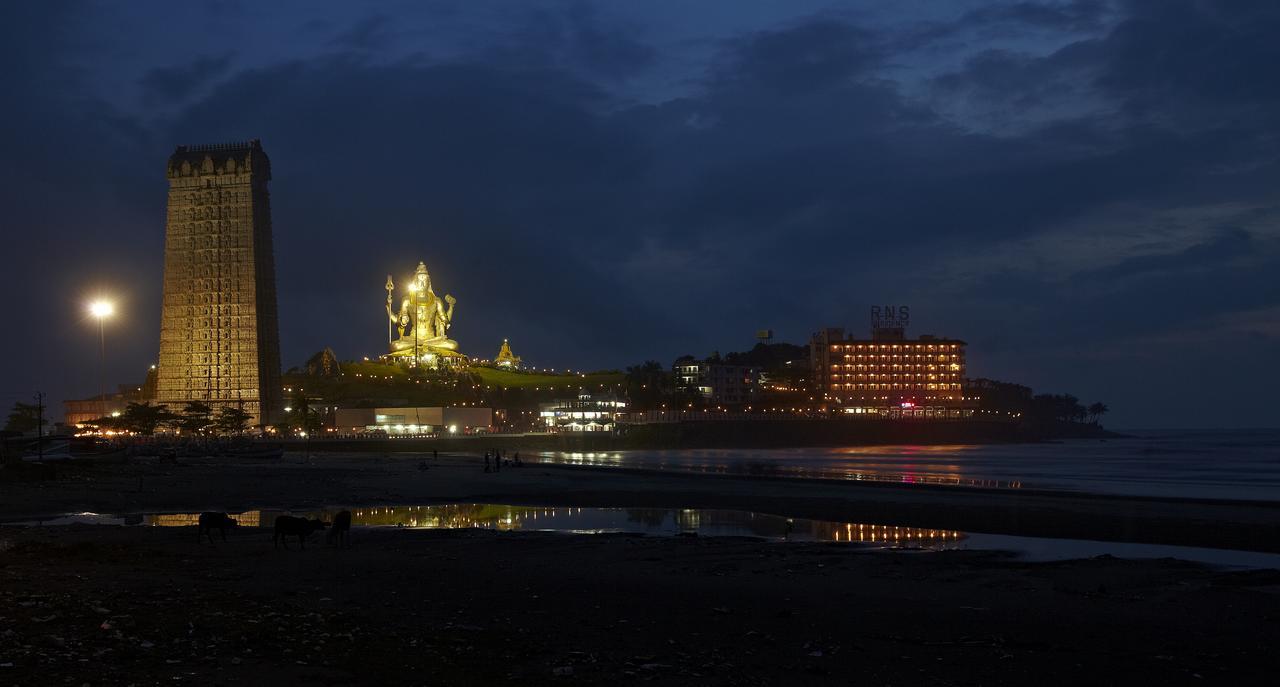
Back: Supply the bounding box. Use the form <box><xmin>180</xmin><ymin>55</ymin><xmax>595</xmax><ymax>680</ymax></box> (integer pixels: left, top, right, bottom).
<box><xmin>333</xmin><ymin>406</ymin><xmax>493</xmax><ymax>435</ymax></box>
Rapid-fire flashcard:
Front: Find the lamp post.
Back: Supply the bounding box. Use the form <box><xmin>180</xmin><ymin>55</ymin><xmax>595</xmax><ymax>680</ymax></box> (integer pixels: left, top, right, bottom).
<box><xmin>89</xmin><ymin>300</ymin><xmax>114</xmax><ymax>422</ymax></box>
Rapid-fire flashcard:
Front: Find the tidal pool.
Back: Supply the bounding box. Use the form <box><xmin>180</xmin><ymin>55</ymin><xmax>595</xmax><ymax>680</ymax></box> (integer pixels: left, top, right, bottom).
<box><xmin>7</xmin><ymin>504</ymin><xmax>1280</xmax><ymax>570</ymax></box>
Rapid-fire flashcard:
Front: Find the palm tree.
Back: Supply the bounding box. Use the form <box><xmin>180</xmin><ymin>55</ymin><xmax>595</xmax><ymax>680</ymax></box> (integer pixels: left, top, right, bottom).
<box><xmin>1087</xmin><ymin>402</ymin><xmax>1109</xmax><ymax>425</ymax></box>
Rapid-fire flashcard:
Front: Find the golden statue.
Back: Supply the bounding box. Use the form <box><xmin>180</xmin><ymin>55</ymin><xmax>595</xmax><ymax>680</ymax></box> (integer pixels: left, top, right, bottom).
<box><xmin>385</xmin><ymin>261</ymin><xmax>460</xmax><ymax>366</ymax></box>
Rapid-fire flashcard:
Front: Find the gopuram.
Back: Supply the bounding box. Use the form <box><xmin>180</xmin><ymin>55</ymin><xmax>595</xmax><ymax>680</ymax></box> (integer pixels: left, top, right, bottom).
<box><xmin>384</xmin><ymin>261</ymin><xmax>466</xmax><ymax>369</ymax></box>
<box><xmin>155</xmin><ymin>140</ymin><xmax>283</xmax><ymax>426</ymax></box>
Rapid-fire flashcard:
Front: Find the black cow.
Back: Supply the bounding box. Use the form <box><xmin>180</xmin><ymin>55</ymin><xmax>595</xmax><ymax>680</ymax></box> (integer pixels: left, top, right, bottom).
<box><xmin>326</xmin><ymin>510</ymin><xmax>352</xmax><ymax>548</ymax></box>
<box><xmin>273</xmin><ymin>515</ymin><xmax>327</xmax><ymax>550</ymax></box>
<box><xmin>197</xmin><ymin>512</ymin><xmax>237</xmax><ymax>543</ymax></box>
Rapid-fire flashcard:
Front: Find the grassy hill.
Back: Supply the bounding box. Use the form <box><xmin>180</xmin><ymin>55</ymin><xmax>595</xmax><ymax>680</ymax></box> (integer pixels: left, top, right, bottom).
<box><xmin>282</xmin><ymin>361</ymin><xmax>624</xmax><ymax>410</ymax></box>
<box><xmin>472</xmin><ymin>366</ymin><xmax>623</xmax><ymax>391</ymax></box>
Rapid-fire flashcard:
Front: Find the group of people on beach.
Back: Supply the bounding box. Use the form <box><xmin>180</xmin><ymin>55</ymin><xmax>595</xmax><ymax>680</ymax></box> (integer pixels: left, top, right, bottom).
<box><xmin>484</xmin><ymin>449</ymin><xmax>521</xmax><ymax>473</ymax></box>
<box><xmin>415</xmin><ymin>449</ymin><xmax>524</xmax><ymax>473</ymax></box>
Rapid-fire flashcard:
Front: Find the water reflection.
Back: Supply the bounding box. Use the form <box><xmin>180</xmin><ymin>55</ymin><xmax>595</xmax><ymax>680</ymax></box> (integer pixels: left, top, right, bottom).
<box><xmin>146</xmin><ymin>512</ymin><xmax>261</xmax><ymax>527</ymax></box>
<box><xmin>533</xmin><ymin>448</ymin><xmax>1024</xmax><ymax>489</ymax></box>
<box><xmin>537</xmin><ymin>431</ymin><xmax>1280</xmax><ymax>500</ymax></box>
<box><xmin>12</xmin><ymin>506</ymin><xmax>1280</xmax><ymax>568</ymax></box>
<box><xmin>137</xmin><ymin>504</ymin><xmax>965</xmax><ymax>545</ymax></box>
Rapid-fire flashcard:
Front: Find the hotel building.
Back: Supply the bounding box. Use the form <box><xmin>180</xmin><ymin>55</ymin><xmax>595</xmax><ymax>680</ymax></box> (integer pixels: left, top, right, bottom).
<box><xmin>810</xmin><ymin>318</ymin><xmax>974</xmax><ymax>418</ymax></box>
<box><xmin>672</xmin><ymin>357</ymin><xmax>760</xmax><ymax>406</ymax></box>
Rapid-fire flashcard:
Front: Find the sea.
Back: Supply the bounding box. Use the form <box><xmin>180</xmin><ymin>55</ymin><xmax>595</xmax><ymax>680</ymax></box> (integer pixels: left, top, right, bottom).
<box><xmin>532</xmin><ymin>429</ymin><xmax>1280</xmax><ymax>502</ymax></box>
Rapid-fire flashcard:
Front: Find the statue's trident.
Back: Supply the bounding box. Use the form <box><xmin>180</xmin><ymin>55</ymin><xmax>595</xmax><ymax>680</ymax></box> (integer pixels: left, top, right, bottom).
<box><xmin>385</xmin><ymin>275</ymin><xmax>395</xmax><ymax>346</ymax></box>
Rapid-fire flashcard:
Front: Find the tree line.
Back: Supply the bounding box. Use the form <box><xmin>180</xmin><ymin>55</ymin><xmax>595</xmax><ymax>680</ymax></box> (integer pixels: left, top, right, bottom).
<box><xmin>2</xmin><ymin>400</ymin><xmax>254</xmax><ymax>437</ymax></box>
<box><xmin>4</xmin><ymin>389</ymin><xmax>339</xmax><ymax>439</ymax></box>
<box><xmin>86</xmin><ymin>401</ymin><xmax>255</xmax><ymax>436</ymax></box>
<box><xmin>1029</xmin><ymin>394</ymin><xmax>1109</xmax><ymax>424</ymax></box>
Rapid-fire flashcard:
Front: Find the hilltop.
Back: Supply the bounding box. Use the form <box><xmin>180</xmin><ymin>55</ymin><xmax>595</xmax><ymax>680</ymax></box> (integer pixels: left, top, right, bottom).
<box><xmin>281</xmin><ymin>360</ymin><xmax>625</xmax><ymax>410</ymax></box>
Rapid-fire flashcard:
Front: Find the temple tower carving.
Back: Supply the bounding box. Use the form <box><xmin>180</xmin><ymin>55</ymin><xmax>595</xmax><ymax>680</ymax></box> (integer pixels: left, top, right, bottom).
<box><xmin>155</xmin><ymin>140</ymin><xmax>282</xmax><ymax>426</ymax></box>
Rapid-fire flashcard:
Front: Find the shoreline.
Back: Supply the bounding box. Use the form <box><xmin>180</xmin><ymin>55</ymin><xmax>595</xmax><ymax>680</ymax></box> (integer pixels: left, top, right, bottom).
<box><xmin>267</xmin><ymin>418</ymin><xmax>1121</xmax><ymax>452</ymax></box>
<box><xmin>4</xmin><ymin>452</ymin><xmax>1279</xmax><ymax>554</ymax></box>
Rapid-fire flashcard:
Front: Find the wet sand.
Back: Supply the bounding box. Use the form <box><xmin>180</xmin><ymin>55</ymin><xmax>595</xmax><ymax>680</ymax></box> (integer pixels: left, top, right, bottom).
<box><xmin>2</xmin><ymin>452</ymin><xmax>1279</xmax><ymax>684</ymax></box>
<box><xmin>4</xmin><ymin>452</ymin><xmax>1280</xmax><ymax>552</ymax></box>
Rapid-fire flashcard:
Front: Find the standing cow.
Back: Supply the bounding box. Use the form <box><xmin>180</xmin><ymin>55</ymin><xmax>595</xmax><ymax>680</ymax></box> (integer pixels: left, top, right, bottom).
<box><xmin>197</xmin><ymin>512</ymin><xmax>238</xmax><ymax>543</ymax></box>
<box><xmin>273</xmin><ymin>515</ymin><xmax>327</xmax><ymax>550</ymax></box>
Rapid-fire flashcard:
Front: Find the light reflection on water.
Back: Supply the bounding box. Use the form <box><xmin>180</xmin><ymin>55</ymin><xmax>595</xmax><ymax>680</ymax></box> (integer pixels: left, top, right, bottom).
<box><xmin>10</xmin><ymin>506</ymin><xmax>964</xmax><ymax>546</ymax></box>
<box><xmin>535</xmin><ymin>430</ymin><xmax>1280</xmax><ymax>500</ymax></box>
<box><xmin>538</xmin><ymin>449</ymin><xmax>1022</xmax><ymax>490</ymax></box>
<box><xmin>258</xmin><ymin>505</ymin><xmax>965</xmax><ymax>546</ymax></box>
<box><xmin>9</xmin><ymin>506</ymin><xmax>1280</xmax><ymax>568</ymax></box>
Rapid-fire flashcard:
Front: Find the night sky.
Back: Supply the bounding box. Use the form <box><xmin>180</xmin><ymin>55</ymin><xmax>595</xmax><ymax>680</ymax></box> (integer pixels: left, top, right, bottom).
<box><xmin>3</xmin><ymin>1</ymin><xmax>1278</xmax><ymax>428</ymax></box>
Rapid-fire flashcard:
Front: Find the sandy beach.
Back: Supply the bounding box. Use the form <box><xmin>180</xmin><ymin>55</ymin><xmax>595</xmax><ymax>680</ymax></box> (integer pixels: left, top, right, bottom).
<box><xmin>3</xmin><ymin>452</ymin><xmax>1279</xmax><ymax>685</ymax></box>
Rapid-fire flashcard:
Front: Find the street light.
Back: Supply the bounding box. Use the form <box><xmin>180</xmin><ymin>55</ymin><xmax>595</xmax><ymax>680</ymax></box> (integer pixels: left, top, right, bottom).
<box><xmin>89</xmin><ymin>300</ymin><xmax>114</xmax><ymax>422</ymax></box>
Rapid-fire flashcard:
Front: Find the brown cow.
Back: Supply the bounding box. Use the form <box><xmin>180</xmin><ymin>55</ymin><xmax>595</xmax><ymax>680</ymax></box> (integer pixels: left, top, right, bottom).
<box><xmin>197</xmin><ymin>512</ymin><xmax>237</xmax><ymax>543</ymax></box>
<box><xmin>273</xmin><ymin>515</ymin><xmax>327</xmax><ymax>550</ymax></box>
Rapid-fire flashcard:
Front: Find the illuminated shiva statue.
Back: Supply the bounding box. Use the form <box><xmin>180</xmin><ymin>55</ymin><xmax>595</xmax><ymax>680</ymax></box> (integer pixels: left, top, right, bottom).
<box><xmin>384</xmin><ymin>261</ymin><xmax>460</xmax><ymax>366</ymax></box>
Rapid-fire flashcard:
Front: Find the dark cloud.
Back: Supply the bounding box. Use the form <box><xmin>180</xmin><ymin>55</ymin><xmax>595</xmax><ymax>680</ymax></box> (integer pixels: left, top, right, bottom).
<box><xmin>1098</xmin><ymin>0</ymin><xmax>1280</xmax><ymax>123</ymax></box>
<box><xmin>329</xmin><ymin>15</ymin><xmax>392</xmax><ymax>50</ymax></box>
<box><xmin>711</xmin><ymin>18</ymin><xmax>884</xmax><ymax>94</ymax></box>
<box><xmin>482</xmin><ymin>4</ymin><xmax>656</xmax><ymax>81</ymax></box>
<box><xmin>936</xmin><ymin>0</ymin><xmax>1280</xmax><ymax>133</ymax></box>
<box><xmin>139</xmin><ymin>54</ymin><xmax>232</xmax><ymax>104</ymax></box>
<box><xmin>559</xmin><ymin>3</ymin><xmax>656</xmax><ymax>79</ymax></box>
<box><xmin>959</xmin><ymin>0</ymin><xmax>1113</xmax><ymax>33</ymax></box>
<box><xmin>1086</xmin><ymin>227</ymin><xmax>1255</xmax><ymax>280</ymax></box>
<box><xmin>931</xmin><ymin>44</ymin><xmax>1098</xmax><ymax>115</ymax></box>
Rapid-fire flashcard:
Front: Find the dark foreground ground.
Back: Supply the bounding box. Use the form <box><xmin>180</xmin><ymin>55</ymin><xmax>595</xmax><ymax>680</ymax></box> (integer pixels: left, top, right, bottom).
<box><xmin>3</xmin><ymin>453</ymin><xmax>1280</xmax><ymax>685</ymax></box>
<box><xmin>2</xmin><ymin>525</ymin><xmax>1280</xmax><ymax>686</ymax></box>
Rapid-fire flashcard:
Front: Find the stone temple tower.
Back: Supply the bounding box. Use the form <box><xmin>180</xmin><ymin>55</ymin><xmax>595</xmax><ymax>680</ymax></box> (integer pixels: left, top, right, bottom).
<box><xmin>156</xmin><ymin>140</ymin><xmax>282</xmax><ymax>427</ymax></box>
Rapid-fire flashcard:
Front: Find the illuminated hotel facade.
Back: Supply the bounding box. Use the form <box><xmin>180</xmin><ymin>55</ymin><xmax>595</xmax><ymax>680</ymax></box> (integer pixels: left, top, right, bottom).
<box><xmin>810</xmin><ymin>308</ymin><xmax>974</xmax><ymax>418</ymax></box>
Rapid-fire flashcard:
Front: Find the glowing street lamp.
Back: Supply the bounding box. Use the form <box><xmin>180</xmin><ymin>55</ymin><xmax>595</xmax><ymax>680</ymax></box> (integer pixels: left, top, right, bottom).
<box><xmin>89</xmin><ymin>300</ymin><xmax>114</xmax><ymax>422</ymax></box>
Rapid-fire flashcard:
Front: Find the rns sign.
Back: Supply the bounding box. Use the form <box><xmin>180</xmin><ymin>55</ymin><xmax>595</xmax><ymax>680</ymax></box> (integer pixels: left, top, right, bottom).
<box><xmin>871</xmin><ymin>305</ymin><xmax>910</xmax><ymax>326</ymax></box>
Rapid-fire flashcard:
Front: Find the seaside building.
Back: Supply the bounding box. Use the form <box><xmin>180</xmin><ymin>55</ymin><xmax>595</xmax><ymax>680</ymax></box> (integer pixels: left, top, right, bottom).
<box><xmin>673</xmin><ymin>357</ymin><xmax>760</xmax><ymax>405</ymax></box>
<box><xmin>332</xmin><ymin>406</ymin><xmax>493</xmax><ymax>435</ymax></box>
<box><xmin>810</xmin><ymin>307</ymin><xmax>974</xmax><ymax>418</ymax></box>
<box><xmin>539</xmin><ymin>394</ymin><xmax>628</xmax><ymax>432</ymax></box>
<box><xmin>155</xmin><ymin>140</ymin><xmax>283</xmax><ymax>427</ymax></box>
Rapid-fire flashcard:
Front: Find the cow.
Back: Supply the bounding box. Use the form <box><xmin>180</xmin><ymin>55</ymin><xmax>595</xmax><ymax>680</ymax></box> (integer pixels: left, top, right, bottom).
<box><xmin>273</xmin><ymin>515</ymin><xmax>327</xmax><ymax>550</ymax></box>
<box><xmin>326</xmin><ymin>510</ymin><xmax>352</xmax><ymax>548</ymax></box>
<box><xmin>197</xmin><ymin>512</ymin><xmax>238</xmax><ymax>543</ymax></box>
